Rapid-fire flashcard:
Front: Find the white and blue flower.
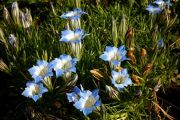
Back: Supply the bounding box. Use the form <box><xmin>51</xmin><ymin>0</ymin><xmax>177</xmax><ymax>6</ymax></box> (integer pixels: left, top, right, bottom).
<box><xmin>153</xmin><ymin>0</ymin><xmax>171</xmax><ymax>7</ymax></box>
<box><xmin>74</xmin><ymin>89</ymin><xmax>101</xmax><ymax>116</ymax></box>
<box><xmin>111</xmin><ymin>69</ymin><xmax>132</xmax><ymax>90</ymax></box>
<box><xmin>22</xmin><ymin>81</ymin><xmax>48</xmax><ymax>102</ymax></box>
<box><xmin>60</xmin><ymin>28</ymin><xmax>86</xmax><ymax>43</ymax></box>
<box><xmin>49</xmin><ymin>54</ymin><xmax>78</xmax><ymax>77</ymax></box>
<box><xmin>60</xmin><ymin>8</ymin><xmax>86</xmax><ymax>20</ymax></box>
<box><xmin>146</xmin><ymin>4</ymin><xmax>162</xmax><ymax>14</ymax></box>
<box><xmin>28</xmin><ymin>60</ymin><xmax>53</xmax><ymax>83</ymax></box>
<box><xmin>153</xmin><ymin>0</ymin><xmax>165</xmax><ymax>6</ymax></box>
<box><xmin>67</xmin><ymin>85</ymin><xmax>101</xmax><ymax>116</ymax></box>
<box><xmin>165</xmin><ymin>0</ymin><xmax>172</xmax><ymax>7</ymax></box>
<box><xmin>100</xmin><ymin>45</ymin><xmax>129</xmax><ymax>67</ymax></box>
<box><xmin>67</xmin><ymin>85</ymin><xmax>83</xmax><ymax>103</ymax></box>
<box><xmin>67</xmin><ymin>86</ymin><xmax>101</xmax><ymax>116</ymax></box>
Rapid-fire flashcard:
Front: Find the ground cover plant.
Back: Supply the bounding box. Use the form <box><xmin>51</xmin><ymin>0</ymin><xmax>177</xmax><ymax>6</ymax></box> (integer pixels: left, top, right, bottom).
<box><xmin>0</xmin><ymin>0</ymin><xmax>179</xmax><ymax>119</ymax></box>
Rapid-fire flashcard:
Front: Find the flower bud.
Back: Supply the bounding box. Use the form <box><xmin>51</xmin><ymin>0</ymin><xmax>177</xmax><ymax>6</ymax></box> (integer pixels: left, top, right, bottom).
<box><xmin>119</xmin><ymin>14</ymin><xmax>128</xmax><ymax>42</ymax></box>
<box><xmin>19</xmin><ymin>9</ymin><xmax>32</xmax><ymax>28</ymax></box>
<box><xmin>112</xmin><ymin>16</ymin><xmax>118</xmax><ymax>46</ymax></box>
<box><xmin>143</xmin><ymin>63</ymin><xmax>153</xmax><ymax>75</ymax></box>
<box><xmin>134</xmin><ymin>90</ymin><xmax>142</xmax><ymax>97</ymax></box>
<box><xmin>128</xmin><ymin>48</ymin><xmax>136</xmax><ymax>64</ymax></box>
<box><xmin>3</xmin><ymin>6</ymin><xmax>12</xmax><ymax>25</ymax></box>
<box><xmin>8</xmin><ymin>34</ymin><xmax>17</xmax><ymax>47</ymax></box>
<box><xmin>140</xmin><ymin>48</ymin><xmax>147</xmax><ymax>57</ymax></box>
<box><xmin>11</xmin><ymin>1</ymin><xmax>20</xmax><ymax>26</ymax></box>
<box><xmin>19</xmin><ymin>10</ymin><xmax>25</xmax><ymax>28</ymax></box>
<box><xmin>125</xmin><ymin>27</ymin><xmax>134</xmax><ymax>49</ymax></box>
<box><xmin>132</xmin><ymin>74</ymin><xmax>141</xmax><ymax>84</ymax></box>
<box><xmin>0</xmin><ymin>28</ymin><xmax>5</xmax><ymax>43</ymax></box>
<box><xmin>157</xmin><ymin>39</ymin><xmax>164</xmax><ymax>48</ymax></box>
<box><xmin>67</xmin><ymin>74</ymin><xmax>78</xmax><ymax>87</ymax></box>
<box><xmin>24</xmin><ymin>9</ymin><xmax>32</xmax><ymax>28</ymax></box>
<box><xmin>50</xmin><ymin>2</ymin><xmax>57</xmax><ymax>16</ymax></box>
<box><xmin>128</xmin><ymin>0</ymin><xmax>135</xmax><ymax>8</ymax></box>
<box><xmin>105</xmin><ymin>85</ymin><xmax>120</xmax><ymax>100</ymax></box>
<box><xmin>0</xmin><ymin>28</ymin><xmax>8</xmax><ymax>49</ymax></box>
<box><xmin>90</xmin><ymin>69</ymin><xmax>104</xmax><ymax>80</ymax></box>
<box><xmin>0</xmin><ymin>59</ymin><xmax>10</xmax><ymax>73</ymax></box>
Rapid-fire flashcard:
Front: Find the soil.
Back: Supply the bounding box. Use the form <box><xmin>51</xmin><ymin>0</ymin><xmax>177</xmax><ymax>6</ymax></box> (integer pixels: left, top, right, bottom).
<box><xmin>157</xmin><ymin>85</ymin><xmax>180</xmax><ymax>120</ymax></box>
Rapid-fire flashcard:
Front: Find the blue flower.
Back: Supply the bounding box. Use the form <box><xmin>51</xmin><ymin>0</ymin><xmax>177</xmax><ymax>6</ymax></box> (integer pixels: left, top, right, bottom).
<box><xmin>28</xmin><ymin>60</ymin><xmax>53</xmax><ymax>83</ymax></box>
<box><xmin>153</xmin><ymin>0</ymin><xmax>165</xmax><ymax>6</ymax></box>
<box><xmin>67</xmin><ymin>85</ymin><xmax>101</xmax><ymax>116</ymax></box>
<box><xmin>157</xmin><ymin>38</ymin><xmax>164</xmax><ymax>48</ymax></box>
<box><xmin>67</xmin><ymin>85</ymin><xmax>83</xmax><ymax>103</ymax></box>
<box><xmin>99</xmin><ymin>45</ymin><xmax>129</xmax><ymax>66</ymax></box>
<box><xmin>49</xmin><ymin>54</ymin><xmax>78</xmax><ymax>77</ymax></box>
<box><xmin>111</xmin><ymin>69</ymin><xmax>132</xmax><ymax>90</ymax></box>
<box><xmin>165</xmin><ymin>0</ymin><xmax>172</xmax><ymax>7</ymax></box>
<box><xmin>74</xmin><ymin>90</ymin><xmax>101</xmax><ymax>116</ymax></box>
<box><xmin>146</xmin><ymin>4</ymin><xmax>162</xmax><ymax>14</ymax></box>
<box><xmin>60</xmin><ymin>8</ymin><xmax>86</xmax><ymax>20</ymax></box>
<box><xmin>60</xmin><ymin>28</ymin><xmax>86</xmax><ymax>43</ymax></box>
<box><xmin>8</xmin><ymin>34</ymin><xmax>17</xmax><ymax>47</ymax></box>
<box><xmin>22</xmin><ymin>81</ymin><xmax>48</xmax><ymax>102</ymax></box>
<box><xmin>153</xmin><ymin>0</ymin><xmax>172</xmax><ymax>7</ymax></box>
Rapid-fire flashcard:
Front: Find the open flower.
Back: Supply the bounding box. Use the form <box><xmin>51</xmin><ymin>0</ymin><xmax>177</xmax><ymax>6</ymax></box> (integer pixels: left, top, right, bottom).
<box><xmin>111</xmin><ymin>69</ymin><xmax>132</xmax><ymax>90</ymax></box>
<box><xmin>60</xmin><ymin>8</ymin><xmax>86</xmax><ymax>20</ymax></box>
<box><xmin>60</xmin><ymin>28</ymin><xmax>85</xmax><ymax>43</ymax></box>
<box><xmin>67</xmin><ymin>85</ymin><xmax>83</xmax><ymax>103</ymax></box>
<box><xmin>146</xmin><ymin>4</ymin><xmax>162</xmax><ymax>14</ymax></box>
<box><xmin>74</xmin><ymin>89</ymin><xmax>101</xmax><ymax>116</ymax></box>
<box><xmin>49</xmin><ymin>54</ymin><xmax>78</xmax><ymax>77</ymax></box>
<box><xmin>22</xmin><ymin>81</ymin><xmax>48</xmax><ymax>102</ymax></box>
<box><xmin>67</xmin><ymin>85</ymin><xmax>101</xmax><ymax>116</ymax></box>
<box><xmin>100</xmin><ymin>45</ymin><xmax>129</xmax><ymax>67</ymax></box>
<box><xmin>165</xmin><ymin>0</ymin><xmax>172</xmax><ymax>7</ymax></box>
<box><xmin>28</xmin><ymin>60</ymin><xmax>53</xmax><ymax>83</ymax></box>
<box><xmin>153</xmin><ymin>0</ymin><xmax>171</xmax><ymax>7</ymax></box>
<box><xmin>153</xmin><ymin>0</ymin><xmax>165</xmax><ymax>6</ymax></box>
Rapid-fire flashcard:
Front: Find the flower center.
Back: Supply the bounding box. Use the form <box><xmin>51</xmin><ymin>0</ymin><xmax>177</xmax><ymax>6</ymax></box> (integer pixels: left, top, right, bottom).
<box><xmin>30</xmin><ymin>85</ymin><xmax>41</xmax><ymax>96</ymax></box>
<box><xmin>109</xmin><ymin>51</ymin><xmax>121</xmax><ymax>61</ymax></box>
<box><xmin>116</xmin><ymin>76</ymin><xmax>126</xmax><ymax>84</ymax></box>
<box><xmin>62</xmin><ymin>61</ymin><xmax>72</xmax><ymax>70</ymax></box>
<box><xmin>113</xmin><ymin>53</ymin><xmax>121</xmax><ymax>60</ymax></box>
<box><xmin>70</xmin><ymin>33</ymin><xmax>81</xmax><ymax>41</ymax></box>
<box><xmin>38</xmin><ymin>66</ymin><xmax>48</xmax><ymax>76</ymax></box>
<box><xmin>84</xmin><ymin>96</ymin><xmax>96</xmax><ymax>108</ymax></box>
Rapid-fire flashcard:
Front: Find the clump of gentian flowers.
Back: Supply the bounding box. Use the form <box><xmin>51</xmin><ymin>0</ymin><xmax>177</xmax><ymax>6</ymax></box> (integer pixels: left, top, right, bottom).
<box><xmin>60</xmin><ymin>8</ymin><xmax>87</xmax><ymax>60</ymax></box>
<box><xmin>67</xmin><ymin>85</ymin><xmax>101</xmax><ymax>116</ymax></box>
<box><xmin>22</xmin><ymin>54</ymin><xmax>78</xmax><ymax>102</ymax></box>
<box><xmin>3</xmin><ymin>1</ymin><xmax>32</xmax><ymax>28</ymax></box>
<box><xmin>100</xmin><ymin>45</ymin><xmax>132</xmax><ymax>92</ymax></box>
